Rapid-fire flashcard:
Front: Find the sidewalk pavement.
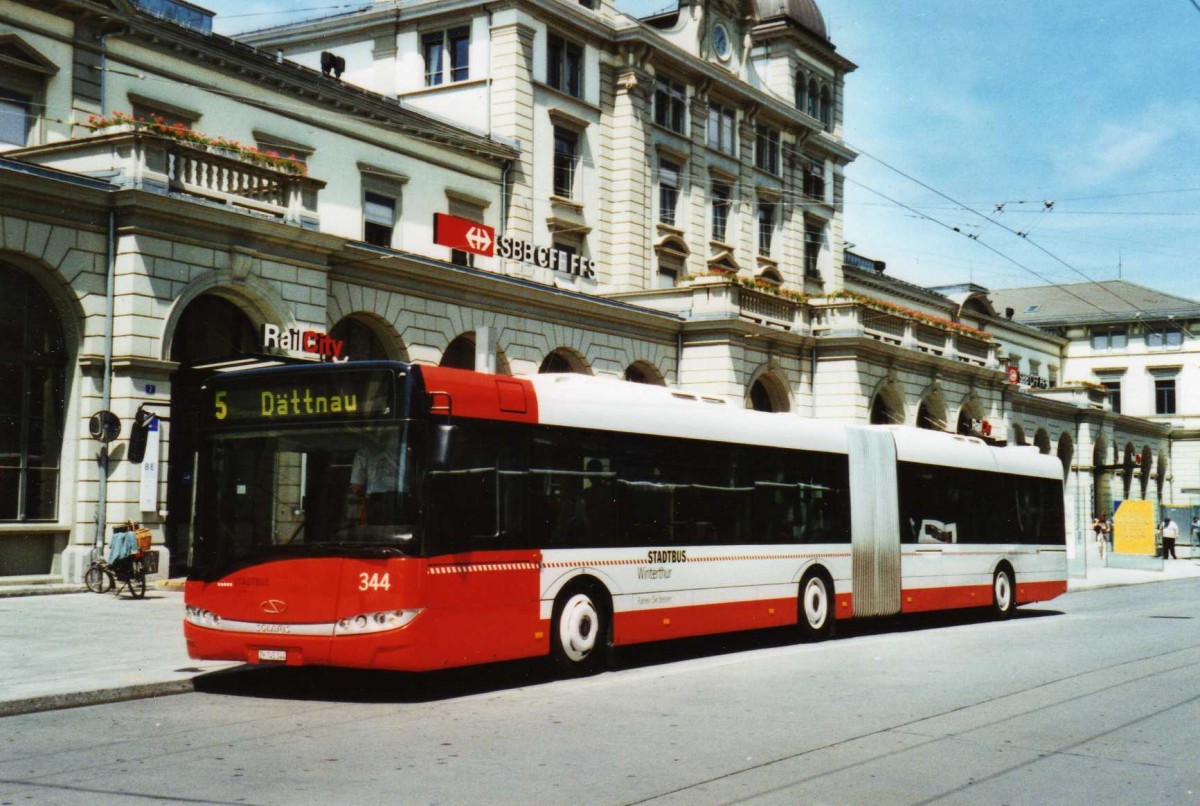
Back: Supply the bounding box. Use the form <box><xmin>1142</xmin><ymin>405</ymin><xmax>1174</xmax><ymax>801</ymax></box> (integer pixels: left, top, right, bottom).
<box><xmin>2</xmin><ymin>561</ymin><xmax>1200</xmax><ymax>718</ymax></box>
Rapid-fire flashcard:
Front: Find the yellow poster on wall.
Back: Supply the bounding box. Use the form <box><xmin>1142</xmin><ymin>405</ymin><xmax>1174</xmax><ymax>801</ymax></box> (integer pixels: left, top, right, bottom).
<box><xmin>1113</xmin><ymin>500</ymin><xmax>1156</xmax><ymax>555</ymax></box>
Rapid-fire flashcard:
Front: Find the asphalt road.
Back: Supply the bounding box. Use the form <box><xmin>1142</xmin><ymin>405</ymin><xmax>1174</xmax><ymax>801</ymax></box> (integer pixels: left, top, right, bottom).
<box><xmin>2</xmin><ymin>581</ymin><xmax>1199</xmax><ymax>806</ymax></box>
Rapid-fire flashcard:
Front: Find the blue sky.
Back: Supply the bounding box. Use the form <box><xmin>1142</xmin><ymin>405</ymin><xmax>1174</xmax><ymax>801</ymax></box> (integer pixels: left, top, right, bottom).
<box><xmin>200</xmin><ymin>0</ymin><xmax>1200</xmax><ymax>297</ymax></box>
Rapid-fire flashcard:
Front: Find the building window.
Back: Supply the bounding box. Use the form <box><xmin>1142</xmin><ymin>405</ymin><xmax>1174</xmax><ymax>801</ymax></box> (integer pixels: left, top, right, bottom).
<box><xmin>547</xmin><ymin>34</ymin><xmax>583</xmax><ymax>98</ymax></box>
<box><xmin>0</xmin><ymin>92</ymin><xmax>32</xmax><ymax>147</ymax></box>
<box><xmin>711</xmin><ymin>181</ymin><xmax>731</xmax><ymax>243</ymax></box>
<box><xmin>658</xmin><ymin>160</ymin><xmax>680</xmax><ymax>226</ymax></box>
<box><xmin>654</xmin><ymin>80</ymin><xmax>686</xmax><ymax>133</ymax></box>
<box><xmin>254</xmin><ymin>132</ymin><xmax>312</xmax><ymax>167</ymax></box>
<box><xmin>423</xmin><ymin>26</ymin><xmax>470</xmax><ymax>86</ymax></box>
<box><xmin>804</xmin><ymin>218</ymin><xmax>824</xmax><ymax>278</ymax></box>
<box><xmin>806</xmin><ymin>78</ymin><xmax>819</xmax><ymax>118</ymax></box>
<box><xmin>1155</xmin><ymin>377</ymin><xmax>1177</xmax><ymax>415</ymax></box>
<box><xmin>707</xmin><ymin>104</ymin><xmax>735</xmax><ymax>155</ymax></box>
<box><xmin>803</xmin><ymin>158</ymin><xmax>825</xmax><ymax>201</ymax></box>
<box><xmin>1146</xmin><ymin>329</ymin><xmax>1183</xmax><ymax>348</ymax></box>
<box><xmin>657</xmin><ymin>264</ymin><xmax>678</xmax><ymax>288</ymax></box>
<box><xmin>755</xmin><ymin>125</ymin><xmax>780</xmax><ymax>175</ymax></box>
<box><xmin>0</xmin><ymin>37</ymin><xmax>56</xmax><ymax>151</ymax></box>
<box><xmin>819</xmin><ymin>85</ymin><xmax>832</xmax><ymax>129</ymax></box>
<box><xmin>1091</xmin><ymin>329</ymin><xmax>1127</xmax><ymax>350</ymax></box>
<box><xmin>1101</xmin><ymin>380</ymin><xmax>1122</xmax><ymax>413</ymax></box>
<box><xmin>757</xmin><ymin>198</ymin><xmax>775</xmax><ymax>256</ymax></box>
<box><xmin>552</xmin><ymin>127</ymin><xmax>579</xmax><ymax>199</ymax></box>
<box><xmin>363</xmin><ymin>191</ymin><xmax>397</xmax><ymax>247</ymax></box>
<box><xmin>129</xmin><ymin>97</ymin><xmax>200</xmax><ymax>130</ymax></box>
<box><xmin>0</xmin><ymin>264</ymin><xmax>66</xmax><ymax>522</ymax></box>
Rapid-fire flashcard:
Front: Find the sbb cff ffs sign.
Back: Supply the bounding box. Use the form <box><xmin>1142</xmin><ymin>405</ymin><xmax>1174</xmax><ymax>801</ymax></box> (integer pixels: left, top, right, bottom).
<box><xmin>433</xmin><ymin>213</ymin><xmax>494</xmax><ymax>257</ymax></box>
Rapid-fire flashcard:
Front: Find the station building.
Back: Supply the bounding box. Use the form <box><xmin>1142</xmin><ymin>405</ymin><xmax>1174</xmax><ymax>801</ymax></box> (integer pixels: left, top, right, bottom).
<box><xmin>0</xmin><ymin>0</ymin><xmax>1183</xmax><ymax>584</ymax></box>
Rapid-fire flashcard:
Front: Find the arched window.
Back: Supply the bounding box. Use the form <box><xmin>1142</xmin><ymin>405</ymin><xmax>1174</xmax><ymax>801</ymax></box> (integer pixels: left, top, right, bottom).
<box><xmin>0</xmin><ymin>264</ymin><xmax>67</xmax><ymax>521</ymax></box>
<box><xmin>819</xmin><ymin>85</ymin><xmax>832</xmax><ymax>129</ymax></box>
<box><xmin>807</xmin><ymin>78</ymin><xmax>819</xmax><ymax>118</ymax></box>
<box><xmin>795</xmin><ymin>72</ymin><xmax>808</xmax><ymax>111</ymax></box>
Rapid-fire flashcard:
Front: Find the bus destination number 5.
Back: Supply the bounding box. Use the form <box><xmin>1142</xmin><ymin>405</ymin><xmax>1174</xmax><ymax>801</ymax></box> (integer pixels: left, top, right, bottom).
<box><xmin>359</xmin><ymin>572</ymin><xmax>391</xmax><ymax>591</ymax></box>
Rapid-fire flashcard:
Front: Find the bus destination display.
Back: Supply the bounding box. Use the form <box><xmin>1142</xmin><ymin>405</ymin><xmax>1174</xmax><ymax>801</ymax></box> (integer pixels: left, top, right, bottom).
<box><xmin>208</xmin><ymin>369</ymin><xmax>395</xmax><ymax>423</ymax></box>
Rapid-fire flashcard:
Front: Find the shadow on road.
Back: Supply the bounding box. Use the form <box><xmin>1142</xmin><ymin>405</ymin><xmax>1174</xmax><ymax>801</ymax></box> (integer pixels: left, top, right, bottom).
<box><xmin>191</xmin><ymin>606</ymin><xmax>1063</xmax><ymax>704</ymax></box>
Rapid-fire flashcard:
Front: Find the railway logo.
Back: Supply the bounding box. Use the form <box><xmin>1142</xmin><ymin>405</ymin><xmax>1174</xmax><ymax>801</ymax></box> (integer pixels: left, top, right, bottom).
<box><xmin>260</xmin><ymin>599</ymin><xmax>288</xmax><ymax>614</ymax></box>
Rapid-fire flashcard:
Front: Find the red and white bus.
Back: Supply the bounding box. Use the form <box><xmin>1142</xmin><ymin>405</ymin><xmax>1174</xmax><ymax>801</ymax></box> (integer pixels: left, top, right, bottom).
<box><xmin>184</xmin><ymin>361</ymin><xmax>1067</xmax><ymax>674</ymax></box>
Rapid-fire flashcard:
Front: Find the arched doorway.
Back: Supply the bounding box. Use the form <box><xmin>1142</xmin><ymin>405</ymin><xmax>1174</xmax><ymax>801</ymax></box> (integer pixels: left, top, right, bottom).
<box><xmin>916</xmin><ymin>399</ymin><xmax>946</xmax><ymax>431</ymax></box>
<box><xmin>330</xmin><ymin>316</ymin><xmax>392</xmax><ymax>361</ymax></box>
<box><xmin>869</xmin><ymin>384</ymin><xmax>903</xmax><ymax>425</ymax></box>
<box><xmin>0</xmin><ymin>264</ymin><xmax>68</xmax><ymax>569</ymax></box>
<box><xmin>746</xmin><ymin>373</ymin><xmax>789</xmax><ymax>413</ymax></box>
<box><xmin>166</xmin><ymin>294</ymin><xmax>258</xmax><ymax>571</ymax></box>
<box><xmin>539</xmin><ymin>348</ymin><xmax>588</xmax><ymax>375</ymax></box>
<box><xmin>441</xmin><ymin>334</ymin><xmax>476</xmax><ymax>370</ymax></box>
<box><xmin>624</xmin><ymin>361</ymin><xmax>665</xmax><ymax>385</ymax></box>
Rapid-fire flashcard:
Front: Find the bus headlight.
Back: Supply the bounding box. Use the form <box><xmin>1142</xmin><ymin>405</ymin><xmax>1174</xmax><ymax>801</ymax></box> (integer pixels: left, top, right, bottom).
<box><xmin>185</xmin><ymin>605</ymin><xmax>222</xmax><ymax>628</ymax></box>
<box><xmin>334</xmin><ymin>609</ymin><xmax>422</xmax><ymax>635</ymax></box>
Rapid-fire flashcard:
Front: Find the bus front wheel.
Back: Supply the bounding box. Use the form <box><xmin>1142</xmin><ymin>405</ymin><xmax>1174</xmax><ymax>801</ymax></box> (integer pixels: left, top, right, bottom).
<box><xmin>550</xmin><ymin>585</ymin><xmax>610</xmax><ymax>676</ymax></box>
<box><xmin>991</xmin><ymin>567</ymin><xmax>1016</xmax><ymax>619</ymax></box>
<box><xmin>797</xmin><ymin>571</ymin><xmax>834</xmax><ymax>641</ymax></box>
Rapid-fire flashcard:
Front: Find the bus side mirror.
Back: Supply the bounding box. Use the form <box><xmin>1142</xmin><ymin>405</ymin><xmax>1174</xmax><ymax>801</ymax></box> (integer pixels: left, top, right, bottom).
<box><xmin>432</xmin><ymin>424</ymin><xmax>457</xmax><ymax>469</ymax></box>
<box><xmin>128</xmin><ymin>408</ymin><xmax>155</xmax><ymax>463</ymax></box>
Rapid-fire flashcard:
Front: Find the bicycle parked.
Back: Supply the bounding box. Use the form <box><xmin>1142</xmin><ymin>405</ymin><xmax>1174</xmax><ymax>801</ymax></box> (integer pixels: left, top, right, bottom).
<box><xmin>84</xmin><ymin>521</ymin><xmax>154</xmax><ymax>599</ymax></box>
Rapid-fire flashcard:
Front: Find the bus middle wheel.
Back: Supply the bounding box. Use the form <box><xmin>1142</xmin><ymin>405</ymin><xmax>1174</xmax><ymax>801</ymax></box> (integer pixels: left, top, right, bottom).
<box><xmin>797</xmin><ymin>570</ymin><xmax>835</xmax><ymax>642</ymax></box>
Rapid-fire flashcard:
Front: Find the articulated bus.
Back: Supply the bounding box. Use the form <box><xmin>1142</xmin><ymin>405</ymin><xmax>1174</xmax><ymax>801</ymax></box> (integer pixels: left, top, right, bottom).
<box><xmin>184</xmin><ymin>361</ymin><xmax>1067</xmax><ymax>674</ymax></box>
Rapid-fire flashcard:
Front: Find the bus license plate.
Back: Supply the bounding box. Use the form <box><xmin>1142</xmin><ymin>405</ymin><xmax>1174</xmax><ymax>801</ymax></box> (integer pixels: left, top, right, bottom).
<box><xmin>258</xmin><ymin>649</ymin><xmax>286</xmax><ymax>662</ymax></box>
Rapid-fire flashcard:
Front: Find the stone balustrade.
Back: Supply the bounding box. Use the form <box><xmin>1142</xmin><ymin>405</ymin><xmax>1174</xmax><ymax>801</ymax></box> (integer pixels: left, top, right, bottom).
<box><xmin>810</xmin><ymin>298</ymin><xmax>998</xmax><ymax>368</ymax></box>
<box><xmin>10</xmin><ymin>129</ymin><xmax>324</xmax><ymax>229</ymax></box>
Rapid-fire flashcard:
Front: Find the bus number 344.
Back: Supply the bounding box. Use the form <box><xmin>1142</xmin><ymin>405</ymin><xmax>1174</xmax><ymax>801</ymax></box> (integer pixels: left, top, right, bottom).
<box><xmin>359</xmin><ymin>573</ymin><xmax>391</xmax><ymax>591</ymax></box>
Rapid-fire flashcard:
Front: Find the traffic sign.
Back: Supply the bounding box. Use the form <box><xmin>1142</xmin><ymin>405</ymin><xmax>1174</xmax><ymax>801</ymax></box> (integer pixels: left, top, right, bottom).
<box><xmin>433</xmin><ymin>213</ymin><xmax>495</xmax><ymax>257</ymax></box>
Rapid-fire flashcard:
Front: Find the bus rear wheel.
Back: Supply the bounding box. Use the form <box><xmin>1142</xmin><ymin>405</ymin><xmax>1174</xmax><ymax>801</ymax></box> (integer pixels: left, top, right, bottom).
<box><xmin>551</xmin><ymin>586</ymin><xmax>609</xmax><ymax>676</ymax></box>
<box><xmin>797</xmin><ymin>571</ymin><xmax>834</xmax><ymax>641</ymax></box>
<box><xmin>991</xmin><ymin>567</ymin><xmax>1015</xmax><ymax>619</ymax></box>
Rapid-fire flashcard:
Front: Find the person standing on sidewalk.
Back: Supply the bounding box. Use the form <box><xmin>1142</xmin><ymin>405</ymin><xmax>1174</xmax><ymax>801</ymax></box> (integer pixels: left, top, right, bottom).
<box><xmin>1161</xmin><ymin>517</ymin><xmax>1179</xmax><ymax>559</ymax></box>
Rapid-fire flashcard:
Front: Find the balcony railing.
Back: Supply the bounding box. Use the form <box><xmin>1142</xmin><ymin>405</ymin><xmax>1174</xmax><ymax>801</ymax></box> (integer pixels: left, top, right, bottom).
<box><xmin>609</xmin><ymin>276</ymin><xmax>809</xmax><ymax>335</ymax></box>
<box><xmin>10</xmin><ymin>129</ymin><xmax>324</xmax><ymax>228</ymax></box>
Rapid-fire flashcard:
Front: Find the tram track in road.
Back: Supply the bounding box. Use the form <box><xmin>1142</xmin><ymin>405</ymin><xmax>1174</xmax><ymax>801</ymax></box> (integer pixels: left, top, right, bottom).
<box><xmin>626</xmin><ymin>640</ymin><xmax>1200</xmax><ymax>805</ymax></box>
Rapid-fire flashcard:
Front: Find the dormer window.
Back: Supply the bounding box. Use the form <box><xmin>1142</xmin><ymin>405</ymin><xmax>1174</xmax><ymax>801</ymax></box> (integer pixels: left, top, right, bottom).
<box><xmin>423</xmin><ymin>26</ymin><xmax>470</xmax><ymax>86</ymax></box>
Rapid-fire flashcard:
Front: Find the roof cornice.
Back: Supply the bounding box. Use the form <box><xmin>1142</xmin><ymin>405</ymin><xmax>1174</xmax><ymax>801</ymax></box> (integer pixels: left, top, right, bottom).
<box><xmin>113</xmin><ymin>6</ymin><xmax>518</xmax><ymax>162</ymax></box>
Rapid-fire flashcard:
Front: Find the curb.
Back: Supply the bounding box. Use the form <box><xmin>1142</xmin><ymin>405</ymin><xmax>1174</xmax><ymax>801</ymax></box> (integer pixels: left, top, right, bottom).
<box><xmin>0</xmin><ymin>680</ymin><xmax>196</xmax><ymax>719</ymax></box>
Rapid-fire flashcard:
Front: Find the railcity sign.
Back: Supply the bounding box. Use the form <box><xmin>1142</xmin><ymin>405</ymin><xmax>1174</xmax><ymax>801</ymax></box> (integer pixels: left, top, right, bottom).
<box><xmin>261</xmin><ymin>324</ymin><xmax>346</xmax><ymax>361</ymax></box>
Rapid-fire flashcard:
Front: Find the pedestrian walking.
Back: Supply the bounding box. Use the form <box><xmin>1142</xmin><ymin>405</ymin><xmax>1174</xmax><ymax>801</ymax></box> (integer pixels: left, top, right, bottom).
<box><xmin>1161</xmin><ymin>517</ymin><xmax>1179</xmax><ymax>559</ymax></box>
<box><xmin>1093</xmin><ymin>515</ymin><xmax>1110</xmax><ymax>560</ymax></box>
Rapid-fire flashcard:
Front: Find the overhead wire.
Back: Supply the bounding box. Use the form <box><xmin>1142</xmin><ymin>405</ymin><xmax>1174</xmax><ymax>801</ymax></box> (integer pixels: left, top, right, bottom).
<box><xmin>848</xmin><ymin>145</ymin><xmax>1195</xmax><ymax>335</ymax></box>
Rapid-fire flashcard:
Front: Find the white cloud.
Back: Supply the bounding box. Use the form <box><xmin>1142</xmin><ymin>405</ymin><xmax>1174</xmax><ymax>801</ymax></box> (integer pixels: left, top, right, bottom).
<box><xmin>1058</xmin><ymin>104</ymin><xmax>1197</xmax><ymax>186</ymax></box>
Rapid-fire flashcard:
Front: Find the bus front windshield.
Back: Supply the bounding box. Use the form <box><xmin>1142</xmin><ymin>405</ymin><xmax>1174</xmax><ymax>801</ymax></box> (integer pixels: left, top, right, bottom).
<box><xmin>194</xmin><ymin>424</ymin><xmax>421</xmax><ymax>571</ymax></box>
